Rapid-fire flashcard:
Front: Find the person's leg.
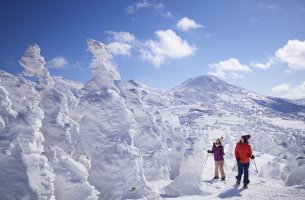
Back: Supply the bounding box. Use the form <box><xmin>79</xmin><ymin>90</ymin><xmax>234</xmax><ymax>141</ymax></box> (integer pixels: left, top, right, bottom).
<box><xmin>219</xmin><ymin>160</ymin><xmax>225</xmax><ymax>179</ymax></box>
<box><xmin>243</xmin><ymin>162</ymin><xmax>250</xmax><ymax>185</ymax></box>
<box><xmin>214</xmin><ymin>161</ymin><xmax>219</xmax><ymax>178</ymax></box>
<box><xmin>236</xmin><ymin>162</ymin><xmax>243</xmax><ymax>183</ymax></box>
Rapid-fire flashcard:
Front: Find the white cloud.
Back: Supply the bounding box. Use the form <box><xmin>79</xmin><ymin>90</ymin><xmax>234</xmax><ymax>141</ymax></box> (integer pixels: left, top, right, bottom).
<box><xmin>272</xmin><ymin>82</ymin><xmax>305</xmax><ymax>99</ymax></box>
<box><xmin>266</xmin><ymin>4</ymin><xmax>279</xmax><ymax>11</ymax></box>
<box><xmin>139</xmin><ymin>29</ymin><xmax>197</xmax><ymax>66</ymax></box>
<box><xmin>275</xmin><ymin>39</ymin><xmax>305</xmax><ymax>71</ymax></box>
<box><xmin>176</xmin><ymin>17</ymin><xmax>203</xmax><ymax>32</ymax></box>
<box><xmin>47</xmin><ymin>57</ymin><xmax>68</xmax><ymax>68</ymax></box>
<box><xmin>163</xmin><ymin>11</ymin><xmax>173</xmax><ymax>18</ymax></box>
<box><xmin>105</xmin><ymin>29</ymin><xmax>196</xmax><ymax>66</ymax></box>
<box><xmin>107</xmin><ymin>42</ymin><xmax>132</xmax><ymax>56</ymax></box>
<box><xmin>126</xmin><ymin>0</ymin><xmax>163</xmax><ymax>14</ymax></box>
<box><xmin>288</xmin><ymin>82</ymin><xmax>305</xmax><ymax>99</ymax></box>
<box><xmin>106</xmin><ymin>31</ymin><xmax>136</xmax><ymax>56</ymax></box>
<box><xmin>72</xmin><ymin>61</ymin><xmax>87</xmax><ymax>71</ymax></box>
<box><xmin>272</xmin><ymin>83</ymin><xmax>291</xmax><ymax>93</ymax></box>
<box><xmin>209</xmin><ymin>58</ymin><xmax>251</xmax><ymax>79</ymax></box>
<box><xmin>250</xmin><ymin>39</ymin><xmax>305</xmax><ymax>71</ymax></box>
<box><xmin>259</xmin><ymin>3</ymin><xmax>280</xmax><ymax>12</ymax></box>
<box><xmin>107</xmin><ymin>31</ymin><xmax>135</xmax><ymax>43</ymax></box>
<box><xmin>250</xmin><ymin>57</ymin><xmax>276</xmax><ymax>69</ymax></box>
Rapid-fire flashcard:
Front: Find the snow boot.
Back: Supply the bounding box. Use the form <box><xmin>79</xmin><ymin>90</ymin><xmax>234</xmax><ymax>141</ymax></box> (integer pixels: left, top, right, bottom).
<box><xmin>235</xmin><ymin>181</ymin><xmax>240</xmax><ymax>185</ymax></box>
<box><xmin>213</xmin><ymin>176</ymin><xmax>219</xmax><ymax>180</ymax></box>
<box><xmin>221</xmin><ymin>177</ymin><xmax>226</xmax><ymax>181</ymax></box>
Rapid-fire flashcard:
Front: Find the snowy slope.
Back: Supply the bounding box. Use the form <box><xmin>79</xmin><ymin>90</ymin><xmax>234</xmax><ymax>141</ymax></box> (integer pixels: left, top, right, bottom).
<box><xmin>169</xmin><ymin>75</ymin><xmax>305</xmax><ymax>118</ymax></box>
<box><xmin>1</xmin><ymin>40</ymin><xmax>305</xmax><ymax>200</ymax></box>
<box><xmin>160</xmin><ymin>153</ymin><xmax>305</xmax><ymax>200</ymax></box>
<box><xmin>119</xmin><ymin>74</ymin><xmax>305</xmax><ymax>198</ymax></box>
<box><xmin>291</xmin><ymin>98</ymin><xmax>305</xmax><ymax>106</ymax></box>
<box><xmin>151</xmin><ymin>76</ymin><xmax>305</xmax><ymax>197</ymax></box>
<box><xmin>146</xmin><ymin>151</ymin><xmax>305</xmax><ymax>200</ymax></box>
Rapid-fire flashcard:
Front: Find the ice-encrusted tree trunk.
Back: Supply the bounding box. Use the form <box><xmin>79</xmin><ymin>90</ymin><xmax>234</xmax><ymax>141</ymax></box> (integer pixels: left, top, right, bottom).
<box><xmin>164</xmin><ymin>135</ymin><xmax>207</xmax><ymax>196</ymax></box>
<box><xmin>19</xmin><ymin>44</ymin><xmax>80</xmax><ymax>154</ymax></box>
<box><xmin>19</xmin><ymin>44</ymin><xmax>99</xmax><ymax>200</ymax></box>
<box><xmin>0</xmin><ymin>71</ymin><xmax>55</xmax><ymax>200</ymax></box>
<box><xmin>19</xmin><ymin>44</ymin><xmax>54</xmax><ymax>90</ymax></box>
<box><xmin>118</xmin><ymin>81</ymin><xmax>170</xmax><ymax>181</ymax></box>
<box><xmin>75</xmin><ymin>39</ymin><xmax>159</xmax><ymax>200</ymax></box>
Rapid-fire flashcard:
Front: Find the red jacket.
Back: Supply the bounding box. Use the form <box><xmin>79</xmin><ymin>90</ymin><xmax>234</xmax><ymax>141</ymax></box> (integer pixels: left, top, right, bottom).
<box><xmin>235</xmin><ymin>142</ymin><xmax>252</xmax><ymax>163</ymax></box>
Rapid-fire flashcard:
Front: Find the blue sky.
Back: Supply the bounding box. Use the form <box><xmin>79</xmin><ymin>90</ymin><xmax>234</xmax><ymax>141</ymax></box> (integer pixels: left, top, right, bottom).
<box><xmin>1</xmin><ymin>0</ymin><xmax>305</xmax><ymax>99</ymax></box>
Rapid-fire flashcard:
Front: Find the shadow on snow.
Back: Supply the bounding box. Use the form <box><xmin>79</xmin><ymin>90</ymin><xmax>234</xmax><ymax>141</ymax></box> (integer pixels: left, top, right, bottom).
<box><xmin>217</xmin><ymin>186</ymin><xmax>244</xmax><ymax>198</ymax></box>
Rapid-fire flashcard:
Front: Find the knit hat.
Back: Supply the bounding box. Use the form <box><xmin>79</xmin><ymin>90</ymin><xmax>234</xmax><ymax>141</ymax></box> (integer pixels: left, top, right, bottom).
<box><xmin>242</xmin><ymin>135</ymin><xmax>251</xmax><ymax>142</ymax></box>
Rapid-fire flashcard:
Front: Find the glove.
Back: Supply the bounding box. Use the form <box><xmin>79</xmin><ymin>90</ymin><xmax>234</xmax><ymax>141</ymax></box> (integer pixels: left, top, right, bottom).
<box><xmin>251</xmin><ymin>155</ymin><xmax>255</xmax><ymax>159</ymax></box>
<box><xmin>236</xmin><ymin>157</ymin><xmax>240</xmax><ymax>162</ymax></box>
<box><xmin>207</xmin><ymin>150</ymin><xmax>212</xmax><ymax>153</ymax></box>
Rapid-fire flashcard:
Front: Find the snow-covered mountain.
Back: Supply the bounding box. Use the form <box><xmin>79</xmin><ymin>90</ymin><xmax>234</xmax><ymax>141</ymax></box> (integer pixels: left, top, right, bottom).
<box><xmin>0</xmin><ymin>40</ymin><xmax>305</xmax><ymax>200</ymax></box>
<box><xmin>169</xmin><ymin>75</ymin><xmax>305</xmax><ymax>118</ymax></box>
<box><xmin>291</xmin><ymin>98</ymin><xmax>305</xmax><ymax>106</ymax></box>
<box><xmin>126</xmin><ymin>74</ymin><xmax>305</xmax><ymax>196</ymax></box>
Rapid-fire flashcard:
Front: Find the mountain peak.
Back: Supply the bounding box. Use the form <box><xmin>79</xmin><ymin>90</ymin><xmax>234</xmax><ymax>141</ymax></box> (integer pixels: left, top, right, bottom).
<box><xmin>185</xmin><ymin>75</ymin><xmax>224</xmax><ymax>84</ymax></box>
<box><xmin>168</xmin><ymin>74</ymin><xmax>259</xmax><ymax>105</ymax></box>
<box><xmin>171</xmin><ymin>75</ymin><xmax>229</xmax><ymax>92</ymax></box>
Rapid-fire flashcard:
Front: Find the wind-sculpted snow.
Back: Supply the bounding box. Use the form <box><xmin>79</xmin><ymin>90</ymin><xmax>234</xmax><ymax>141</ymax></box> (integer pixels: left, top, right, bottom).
<box><xmin>285</xmin><ymin>156</ymin><xmax>305</xmax><ymax>187</ymax></box>
<box><xmin>39</xmin><ymin>87</ymin><xmax>80</xmax><ymax>155</ymax></box>
<box><xmin>120</xmin><ymin>80</ymin><xmax>186</xmax><ymax>181</ymax></box>
<box><xmin>21</xmin><ymin>43</ymin><xmax>100</xmax><ymax>200</ymax></box>
<box><xmin>1</xmin><ymin>40</ymin><xmax>305</xmax><ymax>199</ymax></box>
<box><xmin>118</xmin><ymin>80</ymin><xmax>170</xmax><ymax>181</ymax></box>
<box><xmin>38</xmin><ymin>85</ymin><xmax>100</xmax><ymax>199</ymax></box>
<box><xmin>19</xmin><ymin>44</ymin><xmax>54</xmax><ymax>89</ymax></box>
<box><xmin>164</xmin><ymin>136</ymin><xmax>208</xmax><ymax>196</ymax></box>
<box><xmin>72</xmin><ymin>39</ymin><xmax>158</xmax><ymax>199</ymax></box>
<box><xmin>45</xmin><ymin>146</ymin><xmax>99</xmax><ymax>200</ymax></box>
<box><xmin>53</xmin><ymin>76</ymin><xmax>83</xmax><ymax>110</ymax></box>
<box><xmin>84</xmin><ymin>39</ymin><xmax>120</xmax><ymax>94</ymax></box>
<box><xmin>0</xmin><ymin>71</ymin><xmax>55</xmax><ymax>200</ymax></box>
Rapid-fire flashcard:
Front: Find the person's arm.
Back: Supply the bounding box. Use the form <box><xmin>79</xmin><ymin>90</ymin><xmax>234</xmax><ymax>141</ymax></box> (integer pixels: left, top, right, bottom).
<box><xmin>235</xmin><ymin>145</ymin><xmax>239</xmax><ymax>160</ymax></box>
<box><xmin>248</xmin><ymin>145</ymin><xmax>252</xmax><ymax>158</ymax></box>
<box><xmin>221</xmin><ymin>146</ymin><xmax>225</xmax><ymax>156</ymax></box>
<box><xmin>207</xmin><ymin>144</ymin><xmax>214</xmax><ymax>153</ymax></box>
<box><xmin>211</xmin><ymin>144</ymin><xmax>215</xmax><ymax>153</ymax></box>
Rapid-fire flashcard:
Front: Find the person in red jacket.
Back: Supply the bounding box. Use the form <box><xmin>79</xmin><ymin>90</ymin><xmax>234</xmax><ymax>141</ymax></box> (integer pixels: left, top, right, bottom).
<box><xmin>234</xmin><ymin>135</ymin><xmax>255</xmax><ymax>188</ymax></box>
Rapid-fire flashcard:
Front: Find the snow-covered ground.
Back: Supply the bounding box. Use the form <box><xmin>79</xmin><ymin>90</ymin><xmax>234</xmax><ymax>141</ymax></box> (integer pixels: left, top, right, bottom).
<box><xmin>148</xmin><ymin>152</ymin><xmax>305</xmax><ymax>200</ymax></box>
<box><xmin>1</xmin><ymin>39</ymin><xmax>305</xmax><ymax>199</ymax></box>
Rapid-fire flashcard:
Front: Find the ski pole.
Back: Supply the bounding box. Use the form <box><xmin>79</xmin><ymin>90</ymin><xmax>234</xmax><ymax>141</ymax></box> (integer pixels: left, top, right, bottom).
<box><xmin>204</xmin><ymin>153</ymin><xmax>209</xmax><ymax>166</ymax></box>
<box><xmin>232</xmin><ymin>163</ymin><xmax>237</xmax><ymax>171</ymax></box>
<box><xmin>223</xmin><ymin>161</ymin><xmax>228</xmax><ymax>183</ymax></box>
<box><xmin>252</xmin><ymin>159</ymin><xmax>258</xmax><ymax>173</ymax></box>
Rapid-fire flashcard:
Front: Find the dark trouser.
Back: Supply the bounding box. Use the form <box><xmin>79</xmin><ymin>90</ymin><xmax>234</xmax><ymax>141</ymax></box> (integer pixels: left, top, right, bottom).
<box><xmin>236</xmin><ymin>162</ymin><xmax>250</xmax><ymax>184</ymax></box>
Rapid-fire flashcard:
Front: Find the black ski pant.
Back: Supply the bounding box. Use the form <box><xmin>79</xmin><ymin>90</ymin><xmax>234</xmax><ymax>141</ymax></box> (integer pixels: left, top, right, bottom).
<box><xmin>236</xmin><ymin>162</ymin><xmax>250</xmax><ymax>184</ymax></box>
